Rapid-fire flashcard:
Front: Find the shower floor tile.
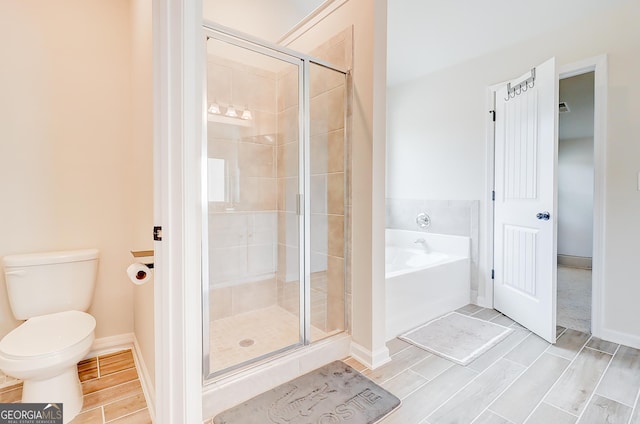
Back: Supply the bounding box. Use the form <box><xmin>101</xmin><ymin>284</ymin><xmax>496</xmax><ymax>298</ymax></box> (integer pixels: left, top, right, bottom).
<box><xmin>210</xmin><ymin>305</ymin><xmax>338</xmax><ymax>373</ymax></box>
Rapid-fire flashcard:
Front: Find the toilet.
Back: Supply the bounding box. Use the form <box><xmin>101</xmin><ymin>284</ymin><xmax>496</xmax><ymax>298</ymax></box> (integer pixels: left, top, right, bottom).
<box><xmin>0</xmin><ymin>249</ymin><xmax>99</xmax><ymax>424</ymax></box>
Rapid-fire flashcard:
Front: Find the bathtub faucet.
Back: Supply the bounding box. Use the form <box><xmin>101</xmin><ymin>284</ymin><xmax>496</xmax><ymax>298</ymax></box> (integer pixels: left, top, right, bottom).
<box><xmin>414</xmin><ymin>238</ymin><xmax>429</xmax><ymax>252</ymax></box>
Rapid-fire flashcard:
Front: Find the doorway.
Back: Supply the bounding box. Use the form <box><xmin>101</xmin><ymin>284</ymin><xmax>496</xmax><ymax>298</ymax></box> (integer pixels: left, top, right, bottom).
<box><xmin>557</xmin><ymin>71</ymin><xmax>595</xmax><ymax>334</ymax></box>
<box><xmin>488</xmin><ymin>56</ymin><xmax>607</xmax><ymax>342</ymax></box>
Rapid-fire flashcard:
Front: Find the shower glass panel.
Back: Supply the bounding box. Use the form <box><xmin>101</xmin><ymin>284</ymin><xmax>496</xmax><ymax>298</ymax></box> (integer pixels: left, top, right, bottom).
<box><xmin>203</xmin><ymin>25</ymin><xmax>348</xmax><ymax>379</ymax></box>
<box><xmin>205</xmin><ymin>36</ymin><xmax>302</xmax><ymax>375</ymax></box>
<box><xmin>309</xmin><ymin>62</ymin><xmax>346</xmax><ymax>341</ymax></box>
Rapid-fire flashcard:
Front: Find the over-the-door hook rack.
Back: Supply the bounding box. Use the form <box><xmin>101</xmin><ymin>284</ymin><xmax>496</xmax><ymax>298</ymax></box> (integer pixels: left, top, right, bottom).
<box><xmin>504</xmin><ymin>68</ymin><xmax>536</xmax><ymax>101</ymax></box>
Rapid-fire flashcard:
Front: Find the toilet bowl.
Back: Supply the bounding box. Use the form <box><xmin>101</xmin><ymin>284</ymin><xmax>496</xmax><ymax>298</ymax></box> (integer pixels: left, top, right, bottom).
<box><xmin>0</xmin><ymin>311</ymin><xmax>96</xmax><ymax>421</ymax></box>
<box><xmin>0</xmin><ymin>249</ymin><xmax>99</xmax><ymax>424</ymax></box>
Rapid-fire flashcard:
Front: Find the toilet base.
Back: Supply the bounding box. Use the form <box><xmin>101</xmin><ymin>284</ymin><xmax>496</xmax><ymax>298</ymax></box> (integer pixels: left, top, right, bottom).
<box><xmin>22</xmin><ymin>365</ymin><xmax>83</xmax><ymax>424</ymax></box>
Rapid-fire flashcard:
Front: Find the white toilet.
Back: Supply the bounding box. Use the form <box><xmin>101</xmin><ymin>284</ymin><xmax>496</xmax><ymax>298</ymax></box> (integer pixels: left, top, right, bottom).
<box><xmin>0</xmin><ymin>249</ymin><xmax>99</xmax><ymax>424</ymax></box>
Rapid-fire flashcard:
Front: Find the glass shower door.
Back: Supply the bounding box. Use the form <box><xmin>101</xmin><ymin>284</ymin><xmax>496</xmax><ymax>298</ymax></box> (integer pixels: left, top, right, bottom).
<box><xmin>204</xmin><ymin>35</ymin><xmax>303</xmax><ymax>376</ymax></box>
<box><xmin>203</xmin><ymin>26</ymin><xmax>349</xmax><ymax>379</ymax></box>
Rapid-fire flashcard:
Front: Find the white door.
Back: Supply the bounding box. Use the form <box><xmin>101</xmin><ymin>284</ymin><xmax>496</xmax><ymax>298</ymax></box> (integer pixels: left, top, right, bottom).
<box><xmin>493</xmin><ymin>57</ymin><xmax>558</xmax><ymax>343</ymax></box>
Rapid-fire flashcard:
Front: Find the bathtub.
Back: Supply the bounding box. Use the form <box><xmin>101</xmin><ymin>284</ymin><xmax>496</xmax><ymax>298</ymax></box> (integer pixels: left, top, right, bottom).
<box><xmin>385</xmin><ymin>229</ymin><xmax>471</xmax><ymax>339</ymax></box>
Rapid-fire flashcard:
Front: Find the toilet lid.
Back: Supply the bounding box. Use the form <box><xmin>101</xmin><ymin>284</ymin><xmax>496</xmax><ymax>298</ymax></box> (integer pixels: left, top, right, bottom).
<box><xmin>0</xmin><ymin>310</ymin><xmax>95</xmax><ymax>359</ymax></box>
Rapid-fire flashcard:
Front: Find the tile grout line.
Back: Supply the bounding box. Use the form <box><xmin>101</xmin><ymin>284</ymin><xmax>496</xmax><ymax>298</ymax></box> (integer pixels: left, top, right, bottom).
<box><xmin>86</xmin><ymin>380</ymin><xmax>145</xmax><ymax>411</ymax></box>
<box><xmin>480</xmin><ymin>343</ymin><xmax>553</xmax><ymax>421</ymax></box>
<box><xmin>374</xmin><ymin>353</ymin><xmax>432</xmax><ymax>385</ymax></box>
<box><xmin>386</xmin><ymin>369</ymin><xmax>431</xmax><ymax>401</ymax></box>
<box><xmin>556</xmin><ymin>326</ymin><xmax>568</xmax><ymax>339</ymax></box>
<box><xmin>573</xmin><ymin>343</ymin><xmax>619</xmax><ymax>423</ymax></box>
<box><xmin>388</xmin><ymin>342</ymin><xmax>412</xmax><ymax>358</ymax></box>
<box><xmin>84</xmin><ymin>366</ymin><xmax>138</xmax><ymax>391</ymax></box>
<box><xmin>518</xmin><ymin>334</ymin><xmax>594</xmax><ymax>422</ymax></box>
<box><xmin>411</xmin><ymin>358</ymin><xmax>454</xmax><ymax>383</ymax></box>
<box><xmin>472</xmin><ymin>408</ymin><xmax>516</xmax><ymax>424</ymax></box>
<box><xmin>421</xmin><ymin>331</ymin><xmax>531</xmax><ymax>423</ymax></box>
<box><xmin>520</xmin><ymin>335</ymin><xmax>608</xmax><ymax>423</ymax></box>
<box><xmin>627</xmin><ymin>381</ymin><xmax>640</xmax><ymax>424</ymax></box>
<box><xmin>425</xmin><ymin>346</ymin><xmax>527</xmax><ymax>420</ymax></box>
<box><xmin>584</xmin><ymin>344</ymin><xmax>619</xmax><ymax>356</ymax></box>
<box><xmin>104</xmin><ymin>405</ymin><xmax>147</xmax><ymax>423</ymax></box>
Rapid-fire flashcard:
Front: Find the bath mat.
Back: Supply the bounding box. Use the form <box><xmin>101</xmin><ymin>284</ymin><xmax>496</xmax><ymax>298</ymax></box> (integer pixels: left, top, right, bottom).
<box><xmin>399</xmin><ymin>312</ymin><xmax>513</xmax><ymax>366</ymax></box>
<box><xmin>213</xmin><ymin>361</ymin><xmax>401</xmax><ymax>424</ymax></box>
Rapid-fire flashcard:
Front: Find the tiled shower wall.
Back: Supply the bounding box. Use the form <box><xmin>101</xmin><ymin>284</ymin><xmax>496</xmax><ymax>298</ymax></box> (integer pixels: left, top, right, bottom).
<box><xmin>386</xmin><ymin>198</ymin><xmax>479</xmax><ymax>301</ymax></box>
<box><xmin>207</xmin><ymin>28</ymin><xmax>353</xmax><ymax>333</ymax></box>
<box><xmin>207</xmin><ymin>54</ymin><xmax>280</xmax><ymax>319</ymax></box>
<box><xmin>276</xmin><ymin>28</ymin><xmax>353</xmax><ymax>334</ymax></box>
<box><xmin>308</xmin><ymin>29</ymin><xmax>351</xmax><ymax>334</ymax></box>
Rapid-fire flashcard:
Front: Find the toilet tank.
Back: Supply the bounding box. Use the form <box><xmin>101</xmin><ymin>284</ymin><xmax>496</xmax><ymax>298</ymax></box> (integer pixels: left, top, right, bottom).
<box><xmin>2</xmin><ymin>249</ymin><xmax>99</xmax><ymax>320</ymax></box>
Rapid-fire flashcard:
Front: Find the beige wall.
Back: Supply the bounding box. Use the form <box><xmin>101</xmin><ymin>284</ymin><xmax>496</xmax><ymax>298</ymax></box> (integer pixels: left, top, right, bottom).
<box><xmin>0</xmin><ymin>1</ymin><xmax>136</xmax><ymax>340</ymax></box>
<box><xmin>387</xmin><ymin>2</ymin><xmax>640</xmax><ymax>344</ymax></box>
<box><xmin>130</xmin><ymin>0</ymin><xmax>155</xmax><ymax>386</ymax></box>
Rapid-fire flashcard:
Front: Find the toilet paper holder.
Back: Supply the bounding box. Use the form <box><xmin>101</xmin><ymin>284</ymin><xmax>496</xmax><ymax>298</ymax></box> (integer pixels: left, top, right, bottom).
<box><xmin>130</xmin><ymin>250</ymin><xmax>154</xmax><ymax>269</ymax></box>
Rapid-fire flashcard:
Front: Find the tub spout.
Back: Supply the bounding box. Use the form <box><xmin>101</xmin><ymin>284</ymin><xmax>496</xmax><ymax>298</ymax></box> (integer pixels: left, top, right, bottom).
<box><xmin>414</xmin><ymin>238</ymin><xmax>429</xmax><ymax>252</ymax></box>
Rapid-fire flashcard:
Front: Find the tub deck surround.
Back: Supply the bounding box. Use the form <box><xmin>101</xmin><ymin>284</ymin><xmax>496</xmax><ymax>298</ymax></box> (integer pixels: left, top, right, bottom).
<box><xmin>385</xmin><ymin>229</ymin><xmax>471</xmax><ymax>340</ymax></box>
<box><xmin>0</xmin><ymin>349</ymin><xmax>151</xmax><ymax>424</ymax></box>
<box><xmin>386</xmin><ymin>199</ymin><xmax>480</xmax><ymax>302</ymax></box>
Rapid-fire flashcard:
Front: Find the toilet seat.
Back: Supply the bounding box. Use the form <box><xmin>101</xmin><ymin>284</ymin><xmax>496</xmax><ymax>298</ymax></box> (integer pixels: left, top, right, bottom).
<box><xmin>0</xmin><ymin>310</ymin><xmax>95</xmax><ymax>360</ymax></box>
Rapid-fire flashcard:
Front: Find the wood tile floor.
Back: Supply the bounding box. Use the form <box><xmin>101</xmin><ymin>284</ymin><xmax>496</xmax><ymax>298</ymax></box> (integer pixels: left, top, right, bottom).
<box><xmin>0</xmin><ymin>349</ymin><xmax>151</xmax><ymax>423</ymax></box>
<box><xmin>344</xmin><ymin>305</ymin><xmax>640</xmax><ymax>424</ymax></box>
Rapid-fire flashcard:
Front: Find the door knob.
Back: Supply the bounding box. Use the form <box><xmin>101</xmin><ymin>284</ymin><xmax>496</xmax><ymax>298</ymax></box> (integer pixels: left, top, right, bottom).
<box><xmin>536</xmin><ymin>211</ymin><xmax>550</xmax><ymax>220</ymax></box>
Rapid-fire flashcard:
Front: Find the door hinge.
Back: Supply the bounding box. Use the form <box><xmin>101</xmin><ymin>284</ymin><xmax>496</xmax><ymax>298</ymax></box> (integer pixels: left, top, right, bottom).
<box><xmin>490</xmin><ymin>110</ymin><xmax>496</xmax><ymax>121</ymax></box>
<box><xmin>491</xmin><ymin>269</ymin><xmax>495</xmax><ymax>279</ymax></box>
<box><xmin>153</xmin><ymin>226</ymin><xmax>163</xmax><ymax>241</ymax></box>
<box><xmin>492</xmin><ymin>190</ymin><xmax>495</xmax><ymax>201</ymax></box>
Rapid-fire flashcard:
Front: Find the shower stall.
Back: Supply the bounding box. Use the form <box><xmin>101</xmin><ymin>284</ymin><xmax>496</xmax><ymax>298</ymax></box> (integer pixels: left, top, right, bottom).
<box><xmin>202</xmin><ymin>25</ymin><xmax>350</xmax><ymax>379</ymax></box>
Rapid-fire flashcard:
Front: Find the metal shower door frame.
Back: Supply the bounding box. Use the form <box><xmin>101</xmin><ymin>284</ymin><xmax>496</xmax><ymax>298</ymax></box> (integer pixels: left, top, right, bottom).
<box><xmin>201</xmin><ymin>21</ymin><xmax>348</xmax><ymax>382</ymax></box>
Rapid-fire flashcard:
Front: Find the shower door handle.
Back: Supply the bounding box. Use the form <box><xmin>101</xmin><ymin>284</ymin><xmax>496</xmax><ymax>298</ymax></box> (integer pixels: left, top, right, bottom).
<box><xmin>536</xmin><ymin>211</ymin><xmax>550</xmax><ymax>221</ymax></box>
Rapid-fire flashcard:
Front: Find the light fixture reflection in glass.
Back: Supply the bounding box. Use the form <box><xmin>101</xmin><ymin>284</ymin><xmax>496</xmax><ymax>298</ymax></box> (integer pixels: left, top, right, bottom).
<box><xmin>208</xmin><ymin>103</ymin><xmax>221</xmax><ymax>114</ymax></box>
<box><xmin>225</xmin><ymin>105</ymin><xmax>238</xmax><ymax>118</ymax></box>
<box><xmin>241</xmin><ymin>109</ymin><xmax>253</xmax><ymax>120</ymax></box>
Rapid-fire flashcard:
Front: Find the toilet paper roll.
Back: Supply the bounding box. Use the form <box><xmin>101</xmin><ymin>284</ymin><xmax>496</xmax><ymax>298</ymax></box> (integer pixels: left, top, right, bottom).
<box><xmin>127</xmin><ymin>263</ymin><xmax>152</xmax><ymax>285</ymax></box>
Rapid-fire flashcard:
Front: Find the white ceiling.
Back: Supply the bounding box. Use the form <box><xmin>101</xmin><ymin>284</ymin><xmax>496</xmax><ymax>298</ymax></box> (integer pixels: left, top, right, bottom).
<box><xmin>204</xmin><ymin>0</ymin><xmax>631</xmax><ymax>88</ymax></box>
<box><xmin>387</xmin><ymin>0</ymin><xmax>632</xmax><ymax>86</ymax></box>
<box><xmin>203</xmin><ymin>0</ymin><xmax>324</xmax><ymax>42</ymax></box>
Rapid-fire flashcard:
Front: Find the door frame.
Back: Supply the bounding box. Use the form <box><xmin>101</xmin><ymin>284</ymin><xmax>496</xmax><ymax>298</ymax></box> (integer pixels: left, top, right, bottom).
<box><xmin>484</xmin><ymin>54</ymin><xmax>608</xmax><ymax>338</ymax></box>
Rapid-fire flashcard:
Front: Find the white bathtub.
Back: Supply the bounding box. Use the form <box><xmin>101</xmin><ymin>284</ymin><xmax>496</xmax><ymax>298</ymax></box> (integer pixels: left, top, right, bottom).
<box><xmin>385</xmin><ymin>229</ymin><xmax>471</xmax><ymax>340</ymax></box>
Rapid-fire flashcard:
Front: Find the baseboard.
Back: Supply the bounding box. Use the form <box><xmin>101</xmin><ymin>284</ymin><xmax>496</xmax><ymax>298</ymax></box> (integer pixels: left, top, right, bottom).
<box><xmin>88</xmin><ymin>333</ymin><xmax>135</xmax><ymax>357</ymax></box>
<box><xmin>599</xmin><ymin>327</ymin><xmax>640</xmax><ymax>350</ymax></box>
<box><xmin>88</xmin><ymin>333</ymin><xmax>155</xmax><ymax>422</ymax></box>
<box><xmin>350</xmin><ymin>341</ymin><xmax>391</xmax><ymax>370</ymax></box>
<box><xmin>132</xmin><ymin>335</ymin><xmax>156</xmax><ymax>423</ymax></box>
<box><xmin>558</xmin><ymin>254</ymin><xmax>592</xmax><ymax>269</ymax></box>
<box><xmin>476</xmin><ymin>296</ymin><xmax>492</xmax><ymax>309</ymax></box>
